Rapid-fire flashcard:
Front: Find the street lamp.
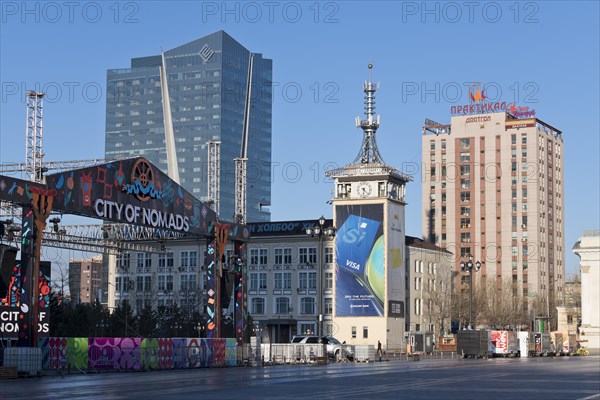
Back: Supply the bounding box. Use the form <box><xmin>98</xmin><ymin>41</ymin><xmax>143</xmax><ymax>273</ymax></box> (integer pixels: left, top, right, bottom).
<box><xmin>460</xmin><ymin>255</ymin><xmax>481</xmax><ymax>329</ymax></box>
<box><xmin>306</xmin><ymin>215</ymin><xmax>336</xmax><ymax>338</ymax></box>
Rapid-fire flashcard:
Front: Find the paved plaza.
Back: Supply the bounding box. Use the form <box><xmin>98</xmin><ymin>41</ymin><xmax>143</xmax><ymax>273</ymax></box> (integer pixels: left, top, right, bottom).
<box><xmin>1</xmin><ymin>356</ymin><xmax>599</xmax><ymax>400</ymax></box>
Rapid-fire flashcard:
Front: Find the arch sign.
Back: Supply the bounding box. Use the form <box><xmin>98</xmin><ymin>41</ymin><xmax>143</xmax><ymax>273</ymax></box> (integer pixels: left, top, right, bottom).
<box><xmin>0</xmin><ymin>157</ymin><xmax>249</xmax><ymax>346</ymax></box>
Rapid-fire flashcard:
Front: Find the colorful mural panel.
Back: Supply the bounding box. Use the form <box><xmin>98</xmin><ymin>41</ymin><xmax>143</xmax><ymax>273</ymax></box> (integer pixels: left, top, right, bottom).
<box><xmin>39</xmin><ymin>337</ymin><xmax>234</xmax><ymax>372</ymax></box>
<box><xmin>141</xmin><ymin>338</ymin><xmax>159</xmax><ymax>370</ymax></box>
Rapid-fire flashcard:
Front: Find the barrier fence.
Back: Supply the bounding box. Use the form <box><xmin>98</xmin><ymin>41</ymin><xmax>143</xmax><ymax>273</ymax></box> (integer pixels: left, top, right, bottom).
<box><xmin>0</xmin><ymin>339</ymin><xmax>459</xmax><ymax>377</ymax></box>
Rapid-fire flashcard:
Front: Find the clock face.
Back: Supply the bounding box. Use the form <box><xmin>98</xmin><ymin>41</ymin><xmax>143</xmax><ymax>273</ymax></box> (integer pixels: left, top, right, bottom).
<box><xmin>357</xmin><ymin>182</ymin><xmax>373</xmax><ymax>198</ymax></box>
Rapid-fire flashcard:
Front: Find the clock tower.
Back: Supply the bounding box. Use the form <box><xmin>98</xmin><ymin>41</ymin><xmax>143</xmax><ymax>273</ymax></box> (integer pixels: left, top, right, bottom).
<box><xmin>326</xmin><ymin>65</ymin><xmax>412</xmax><ymax>348</ymax></box>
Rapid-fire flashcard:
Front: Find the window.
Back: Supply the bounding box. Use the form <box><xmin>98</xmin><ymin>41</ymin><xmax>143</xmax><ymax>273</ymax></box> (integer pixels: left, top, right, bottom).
<box><xmin>460</xmin><ymin>165</ymin><xmax>470</xmax><ymax>175</ymax></box>
<box><xmin>414</xmin><ymin>260</ymin><xmax>422</xmax><ymax>273</ymax></box>
<box><xmin>460</xmin><ymin>138</ymin><xmax>470</xmax><ymax>149</ymax></box>
<box><xmin>274</xmin><ymin>248</ymin><xmax>293</xmax><ymax>264</ymax></box>
<box><xmin>415</xmin><ymin>298</ymin><xmax>421</xmax><ymax>315</ymax></box>
<box><xmin>460</xmin><ymin>178</ymin><xmax>470</xmax><ymax>189</ymax></box>
<box><xmin>252</xmin><ymin>298</ymin><xmax>265</xmax><ymax>315</ymax></box>
<box><xmin>250</xmin><ymin>248</ymin><xmax>268</xmax><ymax>265</ymax></box>
<box><xmin>180</xmin><ymin>274</ymin><xmax>189</xmax><ymax>290</ymax></box>
<box><xmin>136</xmin><ymin>276</ymin><xmax>143</xmax><ymax>291</ymax></box>
<box><xmin>283</xmin><ymin>272</ymin><xmax>291</xmax><ymax>289</ymax></box>
<box><xmin>511</xmin><ymin>134</ymin><xmax>516</xmax><ymax>145</ymax></box>
<box><xmin>461</xmin><ymin>232</ymin><xmax>471</xmax><ymax>243</ymax></box>
<box><xmin>325</xmin><ymin>272</ymin><xmax>333</xmax><ymax>289</ymax></box>
<box><xmin>158</xmin><ymin>275</ymin><xmax>166</xmax><ymax>291</ymax></box>
<box><xmin>430</xmin><ymin>141</ymin><xmax>435</xmax><ymax>150</ymax></box>
<box><xmin>276</xmin><ymin>297</ymin><xmax>290</xmax><ymax>314</ymax></box>
<box><xmin>461</xmin><ymin>192</ymin><xmax>470</xmax><ymax>202</ymax></box>
<box><xmin>159</xmin><ymin>251</ymin><xmax>174</xmax><ymax>268</ymax></box>
<box><xmin>301</xmin><ymin>297</ymin><xmax>315</xmax><ymax>314</ymax></box>
<box><xmin>299</xmin><ymin>248</ymin><xmax>317</xmax><ymax>264</ymax></box>
<box><xmin>441</xmin><ymin>140</ymin><xmax>446</xmax><ymax>149</ymax></box>
<box><xmin>299</xmin><ymin>272</ymin><xmax>317</xmax><ymax>290</ymax></box>
<box><xmin>324</xmin><ymin>298</ymin><xmax>333</xmax><ymax>315</ymax></box>
<box><xmin>180</xmin><ymin>251</ymin><xmax>197</xmax><ymax>268</ymax></box>
<box><xmin>259</xmin><ymin>272</ymin><xmax>267</xmax><ymax>290</ymax></box>
<box><xmin>137</xmin><ymin>253</ymin><xmax>151</xmax><ymax>270</ymax></box>
<box><xmin>324</xmin><ymin>247</ymin><xmax>334</xmax><ymax>264</ymax></box>
<box><xmin>461</xmin><ymin>206</ymin><xmax>470</xmax><ymax>217</ymax></box>
<box><xmin>250</xmin><ymin>273</ymin><xmax>258</xmax><ymax>290</ymax></box>
<box><xmin>166</xmin><ymin>275</ymin><xmax>173</xmax><ymax>291</ymax></box>
<box><xmin>274</xmin><ymin>272</ymin><xmax>283</xmax><ymax>290</ymax></box>
<box><xmin>352</xmin><ymin>326</ymin><xmax>357</xmax><ymax>339</ymax></box>
<box><xmin>118</xmin><ymin>253</ymin><xmax>130</xmax><ymax>271</ymax></box>
<box><xmin>522</xmin><ymin>135</ymin><xmax>527</xmax><ymax>144</ymax></box>
<box><xmin>414</xmin><ymin>277</ymin><xmax>422</xmax><ymax>290</ymax></box>
<box><xmin>363</xmin><ymin>326</ymin><xmax>369</xmax><ymax>339</ymax></box>
<box><xmin>460</xmin><ymin>152</ymin><xmax>470</xmax><ymax>162</ymax></box>
<box><xmin>274</xmin><ymin>248</ymin><xmax>284</xmax><ymax>264</ymax></box>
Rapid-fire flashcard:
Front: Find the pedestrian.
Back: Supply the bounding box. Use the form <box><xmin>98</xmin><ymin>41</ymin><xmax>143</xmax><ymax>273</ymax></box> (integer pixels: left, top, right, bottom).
<box><xmin>377</xmin><ymin>340</ymin><xmax>383</xmax><ymax>361</ymax></box>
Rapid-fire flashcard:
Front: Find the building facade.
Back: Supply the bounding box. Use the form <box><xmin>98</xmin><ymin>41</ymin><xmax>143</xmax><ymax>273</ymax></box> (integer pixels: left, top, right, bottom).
<box><xmin>405</xmin><ymin>236</ymin><xmax>453</xmax><ymax>338</ymax></box>
<box><xmin>556</xmin><ymin>277</ymin><xmax>581</xmax><ymax>337</ymax></box>
<box><xmin>69</xmin><ymin>256</ymin><xmax>102</xmax><ymax>303</ymax></box>
<box><xmin>105</xmin><ymin>222</ymin><xmax>452</xmax><ymax>347</ymax></box>
<box><xmin>107</xmin><ymin>241</ymin><xmax>206</xmax><ymax>317</ymax></box>
<box><xmin>422</xmin><ymin>112</ymin><xmax>565</xmax><ymax>325</ymax></box>
<box><xmin>105</xmin><ymin>30</ymin><xmax>272</xmax><ymax>223</ymax></box>
<box><xmin>573</xmin><ymin>230</ymin><xmax>600</xmax><ymax>353</ymax></box>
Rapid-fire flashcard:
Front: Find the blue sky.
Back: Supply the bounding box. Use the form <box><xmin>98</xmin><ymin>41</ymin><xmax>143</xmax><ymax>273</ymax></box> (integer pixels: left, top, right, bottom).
<box><xmin>1</xmin><ymin>1</ymin><xmax>598</xmax><ymax>276</ymax></box>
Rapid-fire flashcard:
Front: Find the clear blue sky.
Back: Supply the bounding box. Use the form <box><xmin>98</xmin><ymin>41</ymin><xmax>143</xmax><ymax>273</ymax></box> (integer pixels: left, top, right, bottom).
<box><xmin>1</xmin><ymin>1</ymin><xmax>598</xmax><ymax>277</ymax></box>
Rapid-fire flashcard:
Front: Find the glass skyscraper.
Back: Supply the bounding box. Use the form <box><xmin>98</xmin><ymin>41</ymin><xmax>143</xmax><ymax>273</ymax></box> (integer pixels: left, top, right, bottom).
<box><xmin>105</xmin><ymin>30</ymin><xmax>272</xmax><ymax>222</ymax></box>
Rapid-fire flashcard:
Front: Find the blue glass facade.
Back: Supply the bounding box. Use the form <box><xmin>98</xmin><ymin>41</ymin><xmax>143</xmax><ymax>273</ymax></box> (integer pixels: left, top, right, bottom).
<box><xmin>105</xmin><ymin>31</ymin><xmax>272</xmax><ymax>222</ymax></box>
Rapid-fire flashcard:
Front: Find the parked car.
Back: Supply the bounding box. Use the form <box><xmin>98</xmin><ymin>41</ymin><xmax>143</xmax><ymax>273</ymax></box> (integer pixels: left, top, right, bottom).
<box><xmin>291</xmin><ymin>336</ymin><xmax>354</xmax><ymax>361</ymax></box>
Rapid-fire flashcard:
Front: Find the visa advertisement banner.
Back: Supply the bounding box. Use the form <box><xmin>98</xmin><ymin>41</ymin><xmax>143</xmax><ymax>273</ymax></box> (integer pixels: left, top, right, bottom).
<box><xmin>335</xmin><ymin>204</ymin><xmax>384</xmax><ymax>317</ymax></box>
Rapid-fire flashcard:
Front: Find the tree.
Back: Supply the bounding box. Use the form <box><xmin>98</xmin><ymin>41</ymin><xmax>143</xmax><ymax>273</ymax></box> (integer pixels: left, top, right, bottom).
<box><xmin>481</xmin><ymin>278</ymin><xmax>529</xmax><ymax>329</ymax></box>
<box><xmin>137</xmin><ymin>306</ymin><xmax>158</xmax><ymax>337</ymax></box>
<box><xmin>110</xmin><ymin>300</ymin><xmax>136</xmax><ymax>337</ymax></box>
<box><xmin>426</xmin><ymin>265</ymin><xmax>453</xmax><ymax>336</ymax></box>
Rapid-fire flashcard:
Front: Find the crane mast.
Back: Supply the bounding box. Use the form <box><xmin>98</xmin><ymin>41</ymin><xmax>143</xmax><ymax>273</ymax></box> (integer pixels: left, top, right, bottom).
<box><xmin>234</xmin><ymin>54</ymin><xmax>254</xmax><ymax>224</ymax></box>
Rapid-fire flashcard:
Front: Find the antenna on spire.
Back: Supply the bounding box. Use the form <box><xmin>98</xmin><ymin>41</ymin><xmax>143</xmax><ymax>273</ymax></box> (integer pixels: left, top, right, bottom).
<box><xmin>353</xmin><ymin>63</ymin><xmax>384</xmax><ymax>165</ymax></box>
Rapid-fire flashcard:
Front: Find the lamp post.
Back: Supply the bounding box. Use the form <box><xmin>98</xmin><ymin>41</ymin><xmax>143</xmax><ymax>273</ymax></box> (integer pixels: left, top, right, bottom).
<box><xmin>460</xmin><ymin>255</ymin><xmax>481</xmax><ymax>329</ymax></box>
<box><xmin>306</xmin><ymin>215</ymin><xmax>336</xmax><ymax>338</ymax></box>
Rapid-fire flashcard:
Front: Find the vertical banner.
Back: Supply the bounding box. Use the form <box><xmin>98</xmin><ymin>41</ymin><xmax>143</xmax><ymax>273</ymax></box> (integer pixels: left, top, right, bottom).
<box><xmin>387</xmin><ymin>202</ymin><xmax>405</xmax><ymax>318</ymax></box>
<box><xmin>335</xmin><ymin>204</ymin><xmax>385</xmax><ymax>317</ymax></box>
<box><xmin>17</xmin><ymin>206</ymin><xmax>34</xmax><ymax>346</ymax></box>
<box><xmin>205</xmin><ymin>239</ymin><xmax>218</xmax><ymax>338</ymax></box>
<box><xmin>234</xmin><ymin>241</ymin><xmax>247</xmax><ymax>345</ymax></box>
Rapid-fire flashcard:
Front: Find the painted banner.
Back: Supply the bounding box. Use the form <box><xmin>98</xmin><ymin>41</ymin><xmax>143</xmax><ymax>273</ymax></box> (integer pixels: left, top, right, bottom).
<box><xmin>1</xmin><ymin>258</ymin><xmax>51</xmax><ymax>338</ymax></box>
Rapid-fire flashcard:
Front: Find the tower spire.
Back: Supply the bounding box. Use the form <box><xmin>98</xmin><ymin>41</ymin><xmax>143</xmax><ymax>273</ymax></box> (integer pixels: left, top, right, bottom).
<box><xmin>353</xmin><ymin>63</ymin><xmax>384</xmax><ymax>164</ymax></box>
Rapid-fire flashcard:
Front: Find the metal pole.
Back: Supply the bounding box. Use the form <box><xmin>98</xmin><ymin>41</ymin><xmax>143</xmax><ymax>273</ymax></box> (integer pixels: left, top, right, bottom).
<box><xmin>469</xmin><ymin>268</ymin><xmax>473</xmax><ymax>329</ymax></box>
<box><xmin>318</xmin><ymin>234</ymin><xmax>323</xmax><ymax>338</ymax></box>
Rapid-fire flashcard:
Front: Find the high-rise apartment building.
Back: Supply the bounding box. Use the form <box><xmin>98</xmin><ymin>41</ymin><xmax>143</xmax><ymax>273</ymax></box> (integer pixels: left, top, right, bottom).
<box><xmin>105</xmin><ymin>30</ymin><xmax>272</xmax><ymax>222</ymax></box>
<box><xmin>69</xmin><ymin>256</ymin><xmax>103</xmax><ymax>303</ymax></box>
<box><xmin>422</xmin><ymin>111</ymin><xmax>565</xmax><ymax>322</ymax></box>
